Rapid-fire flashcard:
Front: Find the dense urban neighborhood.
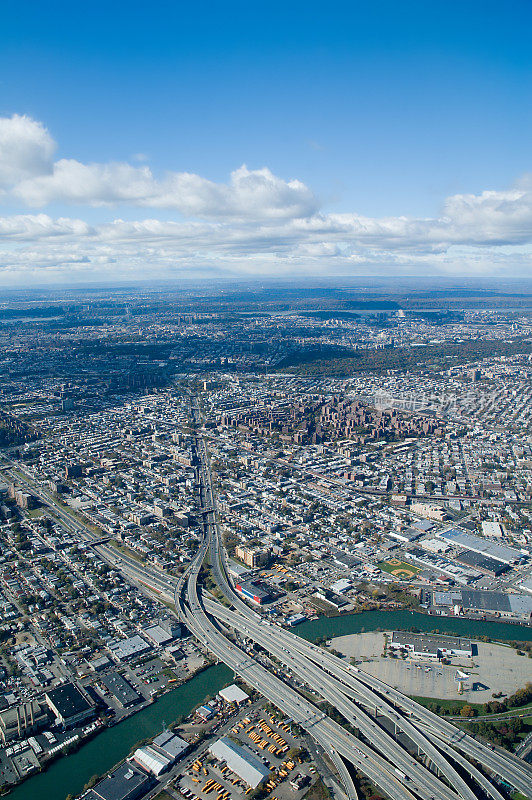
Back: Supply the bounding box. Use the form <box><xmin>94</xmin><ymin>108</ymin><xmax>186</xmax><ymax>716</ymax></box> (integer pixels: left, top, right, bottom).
<box><xmin>0</xmin><ymin>284</ymin><xmax>531</xmax><ymax>800</ymax></box>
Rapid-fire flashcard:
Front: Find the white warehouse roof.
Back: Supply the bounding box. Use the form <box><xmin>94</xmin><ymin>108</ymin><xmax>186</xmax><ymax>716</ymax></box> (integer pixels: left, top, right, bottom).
<box><xmin>218</xmin><ymin>684</ymin><xmax>249</xmax><ymax>704</ymax></box>
<box><xmin>209</xmin><ymin>736</ymin><xmax>270</xmax><ymax>788</ymax></box>
<box><xmin>438</xmin><ymin>528</ymin><xmax>525</xmax><ymax>564</ymax></box>
<box><xmin>132</xmin><ymin>745</ymin><xmax>171</xmax><ymax>776</ymax></box>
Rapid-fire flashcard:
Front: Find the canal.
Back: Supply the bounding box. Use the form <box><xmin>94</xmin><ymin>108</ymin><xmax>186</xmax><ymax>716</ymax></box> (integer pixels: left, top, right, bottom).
<box><xmin>11</xmin><ymin>610</ymin><xmax>532</xmax><ymax>800</ymax></box>
<box><xmin>298</xmin><ymin>609</ymin><xmax>532</xmax><ymax>643</ymax></box>
<box><xmin>9</xmin><ymin>664</ymin><xmax>233</xmax><ymax>800</ymax></box>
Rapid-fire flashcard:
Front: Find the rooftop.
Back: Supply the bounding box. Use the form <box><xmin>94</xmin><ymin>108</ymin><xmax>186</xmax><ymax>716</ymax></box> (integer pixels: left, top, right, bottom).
<box><xmin>209</xmin><ymin>736</ymin><xmax>271</xmax><ymax>788</ymax></box>
<box><xmin>46</xmin><ymin>682</ymin><xmax>92</xmax><ymax>720</ymax></box>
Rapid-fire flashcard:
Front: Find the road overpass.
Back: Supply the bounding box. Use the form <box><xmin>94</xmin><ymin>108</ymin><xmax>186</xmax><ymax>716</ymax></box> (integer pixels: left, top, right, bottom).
<box><xmin>185</xmin><ymin>399</ymin><xmax>532</xmax><ymax>800</ymax></box>
<box><xmin>3</xmin><ymin>412</ymin><xmax>532</xmax><ymax>800</ymax></box>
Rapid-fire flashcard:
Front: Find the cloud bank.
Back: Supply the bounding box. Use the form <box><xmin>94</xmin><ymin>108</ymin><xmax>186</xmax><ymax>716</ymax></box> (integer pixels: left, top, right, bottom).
<box><xmin>0</xmin><ymin>114</ymin><xmax>530</xmax><ymax>283</ymax></box>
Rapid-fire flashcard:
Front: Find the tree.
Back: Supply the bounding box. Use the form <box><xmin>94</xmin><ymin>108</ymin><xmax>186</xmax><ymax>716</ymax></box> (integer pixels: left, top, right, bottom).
<box><xmin>84</xmin><ymin>775</ymin><xmax>100</xmax><ymax>790</ymax></box>
<box><xmin>460</xmin><ymin>705</ymin><xmax>475</xmax><ymax>718</ymax></box>
<box><xmin>507</xmin><ymin>683</ymin><xmax>532</xmax><ymax>708</ymax></box>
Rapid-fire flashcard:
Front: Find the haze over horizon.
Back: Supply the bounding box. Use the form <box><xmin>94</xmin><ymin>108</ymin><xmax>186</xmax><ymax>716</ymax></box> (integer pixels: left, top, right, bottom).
<box><xmin>1</xmin><ymin>0</ymin><xmax>531</xmax><ymax>285</ymax></box>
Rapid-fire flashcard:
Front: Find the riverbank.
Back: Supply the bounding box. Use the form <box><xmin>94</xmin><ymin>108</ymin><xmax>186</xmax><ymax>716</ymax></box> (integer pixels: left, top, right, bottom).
<box><xmin>8</xmin><ymin>609</ymin><xmax>532</xmax><ymax>800</ymax></box>
<box><xmin>6</xmin><ymin>663</ymin><xmax>233</xmax><ymax>800</ymax></box>
<box><xmin>297</xmin><ymin>609</ymin><xmax>532</xmax><ymax>644</ymax></box>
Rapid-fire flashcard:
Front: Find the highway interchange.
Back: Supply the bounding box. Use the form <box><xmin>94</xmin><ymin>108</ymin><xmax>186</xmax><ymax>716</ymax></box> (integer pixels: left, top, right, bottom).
<box><xmin>3</xmin><ymin>405</ymin><xmax>532</xmax><ymax>800</ymax></box>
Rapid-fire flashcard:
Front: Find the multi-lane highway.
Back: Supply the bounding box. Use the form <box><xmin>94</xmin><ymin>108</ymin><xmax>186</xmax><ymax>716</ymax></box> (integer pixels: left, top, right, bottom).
<box><xmin>4</xmin><ymin>409</ymin><xmax>532</xmax><ymax>800</ymax></box>
<box><xmin>179</xmin><ymin>399</ymin><xmax>532</xmax><ymax>800</ymax></box>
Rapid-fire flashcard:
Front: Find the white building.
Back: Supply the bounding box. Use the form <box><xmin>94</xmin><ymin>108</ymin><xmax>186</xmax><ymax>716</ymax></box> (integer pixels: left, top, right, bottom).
<box><xmin>132</xmin><ymin>746</ymin><xmax>171</xmax><ymax>776</ymax></box>
<box><xmin>208</xmin><ymin>737</ymin><xmax>270</xmax><ymax>788</ymax></box>
<box><xmin>481</xmin><ymin>521</ymin><xmax>503</xmax><ymax>539</ymax></box>
<box><xmin>218</xmin><ymin>684</ymin><xmax>249</xmax><ymax>705</ymax></box>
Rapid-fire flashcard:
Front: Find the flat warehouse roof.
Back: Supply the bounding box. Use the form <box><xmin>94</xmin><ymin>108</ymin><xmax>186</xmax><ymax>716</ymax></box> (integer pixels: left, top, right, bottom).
<box><xmin>218</xmin><ymin>684</ymin><xmax>249</xmax><ymax>704</ymax></box>
<box><xmin>101</xmin><ymin>672</ymin><xmax>141</xmax><ymax>705</ymax></box>
<box><xmin>152</xmin><ymin>731</ymin><xmax>189</xmax><ymax>759</ymax></box>
<box><xmin>87</xmin><ymin>763</ymin><xmax>151</xmax><ymax>800</ymax></box>
<box><xmin>455</xmin><ymin>550</ymin><xmax>508</xmax><ymax>574</ymax></box>
<box><xmin>461</xmin><ymin>589</ymin><xmax>511</xmax><ymax>612</ymax></box>
<box><xmin>237</xmin><ymin>581</ymin><xmax>270</xmax><ymax>599</ymax></box>
<box><xmin>391</xmin><ymin>631</ymin><xmax>472</xmax><ymax>654</ymax></box>
<box><xmin>209</xmin><ymin>736</ymin><xmax>270</xmax><ymax>788</ymax></box>
<box><xmin>109</xmin><ymin>635</ymin><xmax>151</xmax><ymax>659</ymax></box>
<box><xmin>439</xmin><ymin>529</ymin><xmax>523</xmax><ymax>564</ymax></box>
<box><xmin>46</xmin><ymin>682</ymin><xmax>92</xmax><ymax>718</ymax></box>
<box><xmin>432</xmin><ymin>591</ymin><xmax>462</xmax><ymax>606</ymax></box>
<box><xmin>509</xmin><ymin>595</ymin><xmax>532</xmax><ymax>615</ymax></box>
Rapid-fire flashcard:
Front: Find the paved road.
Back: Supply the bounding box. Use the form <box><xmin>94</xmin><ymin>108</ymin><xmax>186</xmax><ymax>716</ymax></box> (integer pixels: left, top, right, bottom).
<box><xmin>4</xmin><ymin>416</ymin><xmax>532</xmax><ymax>800</ymax></box>
<box><xmin>186</xmin><ymin>406</ymin><xmax>532</xmax><ymax>800</ymax></box>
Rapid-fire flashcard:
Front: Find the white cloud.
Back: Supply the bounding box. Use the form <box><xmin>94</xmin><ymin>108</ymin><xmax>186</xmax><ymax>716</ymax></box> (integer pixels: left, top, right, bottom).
<box><xmin>440</xmin><ymin>187</ymin><xmax>532</xmax><ymax>245</ymax></box>
<box><xmin>0</xmin><ymin>115</ymin><xmax>316</xmax><ymax>219</ymax></box>
<box><xmin>0</xmin><ymin>213</ymin><xmax>91</xmax><ymax>239</ymax></box>
<box><xmin>12</xmin><ymin>158</ymin><xmax>317</xmax><ymax>221</ymax></box>
<box><xmin>15</xmin><ymin>160</ymin><xmax>157</xmax><ymax>208</ymax></box>
<box><xmin>0</xmin><ymin>207</ymin><xmax>530</xmax><ymax>284</ymax></box>
<box><xmin>0</xmin><ymin>115</ymin><xmax>56</xmax><ymax>187</ymax></box>
<box><xmin>314</xmin><ymin>180</ymin><xmax>532</xmax><ymax>251</ymax></box>
<box><xmin>0</xmin><ymin>113</ymin><xmax>531</xmax><ymax>282</ymax></box>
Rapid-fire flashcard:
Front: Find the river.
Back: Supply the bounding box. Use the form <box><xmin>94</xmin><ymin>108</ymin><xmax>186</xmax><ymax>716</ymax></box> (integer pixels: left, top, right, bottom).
<box><xmin>297</xmin><ymin>609</ymin><xmax>532</xmax><ymax>643</ymax></box>
<box><xmin>10</xmin><ymin>610</ymin><xmax>532</xmax><ymax>800</ymax></box>
<box><xmin>8</xmin><ymin>664</ymin><xmax>232</xmax><ymax>800</ymax></box>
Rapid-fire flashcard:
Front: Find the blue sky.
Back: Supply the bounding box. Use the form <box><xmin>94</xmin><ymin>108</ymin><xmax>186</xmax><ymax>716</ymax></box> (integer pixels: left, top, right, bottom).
<box><xmin>0</xmin><ymin>0</ymin><xmax>531</xmax><ymax>283</ymax></box>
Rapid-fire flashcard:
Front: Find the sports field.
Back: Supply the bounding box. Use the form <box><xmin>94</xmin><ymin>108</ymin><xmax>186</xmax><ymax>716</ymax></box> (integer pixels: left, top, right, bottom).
<box><xmin>377</xmin><ymin>559</ymin><xmax>421</xmax><ymax>579</ymax></box>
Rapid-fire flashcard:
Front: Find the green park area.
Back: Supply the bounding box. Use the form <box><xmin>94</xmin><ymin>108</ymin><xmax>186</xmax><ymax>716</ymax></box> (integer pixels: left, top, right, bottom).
<box><xmin>377</xmin><ymin>559</ymin><xmax>421</xmax><ymax>579</ymax></box>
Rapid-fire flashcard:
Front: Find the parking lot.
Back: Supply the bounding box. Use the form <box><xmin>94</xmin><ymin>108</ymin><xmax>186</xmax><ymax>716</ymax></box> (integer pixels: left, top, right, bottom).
<box><xmin>330</xmin><ymin>631</ymin><xmax>532</xmax><ymax>702</ymax></box>
<box><xmin>175</xmin><ymin>707</ymin><xmax>316</xmax><ymax>800</ymax></box>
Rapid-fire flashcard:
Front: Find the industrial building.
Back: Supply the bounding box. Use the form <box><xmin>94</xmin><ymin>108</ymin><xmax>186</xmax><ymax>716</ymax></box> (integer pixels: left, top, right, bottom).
<box><xmin>218</xmin><ymin>684</ymin><xmax>249</xmax><ymax>705</ymax></box>
<box><xmin>108</xmin><ymin>634</ymin><xmax>151</xmax><ymax>661</ymax></box>
<box><xmin>234</xmin><ymin>580</ymin><xmax>271</xmax><ymax>605</ymax></box>
<box><xmin>432</xmin><ymin>589</ymin><xmax>532</xmax><ymax>620</ymax></box>
<box><xmin>438</xmin><ymin>528</ymin><xmax>525</xmax><ymax>565</ymax></box>
<box><xmin>460</xmin><ymin>589</ymin><xmax>532</xmax><ymax>619</ymax></box>
<box><xmin>314</xmin><ymin>588</ymin><xmax>348</xmax><ymax>609</ymax></box>
<box><xmin>0</xmin><ymin>700</ymin><xmax>46</xmax><ymax>743</ymax></box>
<box><xmin>455</xmin><ymin>550</ymin><xmax>509</xmax><ymax>576</ymax></box>
<box><xmin>481</xmin><ymin>521</ymin><xmax>503</xmax><ymax>538</ymax></box>
<box><xmin>330</xmin><ymin>579</ymin><xmax>352</xmax><ymax>594</ymax></box>
<box><xmin>411</xmin><ymin>502</ymin><xmax>447</xmax><ymax>521</ymax></box>
<box><xmin>132</xmin><ymin>731</ymin><xmax>189</xmax><ymax>776</ymax></box>
<box><xmin>332</xmin><ymin>552</ymin><xmax>360</xmax><ymax>569</ymax></box>
<box><xmin>100</xmin><ymin>672</ymin><xmax>142</xmax><ymax>708</ymax></box>
<box><xmin>197</xmin><ymin>705</ymin><xmax>214</xmax><ymax>720</ymax></box>
<box><xmin>142</xmin><ymin>624</ymin><xmax>174</xmax><ymax>647</ymax></box>
<box><xmin>390</xmin><ymin>632</ymin><xmax>472</xmax><ymax>660</ymax></box>
<box><xmin>86</xmin><ymin>762</ymin><xmax>153</xmax><ymax>800</ymax></box>
<box><xmin>152</xmin><ymin>730</ymin><xmax>190</xmax><ymax>760</ymax></box>
<box><xmin>132</xmin><ymin>746</ymin><xmax>171</xmax><ymax>776</ymax></box>
<box><xmin>45</xmin><ymin>682</ymin><xmax>94</xmax><ymax>729</ymax></box>
<box><xmin>208</xmin><ymin>736</ymin><xmax>271</xmax><ymax>788</ymax></box>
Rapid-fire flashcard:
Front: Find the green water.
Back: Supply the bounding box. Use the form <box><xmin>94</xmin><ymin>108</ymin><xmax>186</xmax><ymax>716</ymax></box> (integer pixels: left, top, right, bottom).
<box><xmin>297</xmin><ymin>608</ymin><xmax>532</xmax><ymax>643</ymax></box>
<box><xmin>10</xmin><ymin>610</ymin><xmax>532</xmax><ymax>800</ymax></box>
<box><xmin>9</xmin><ymin>663</ymin><xmax>232</xmax><ymax>800</ymax></box>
